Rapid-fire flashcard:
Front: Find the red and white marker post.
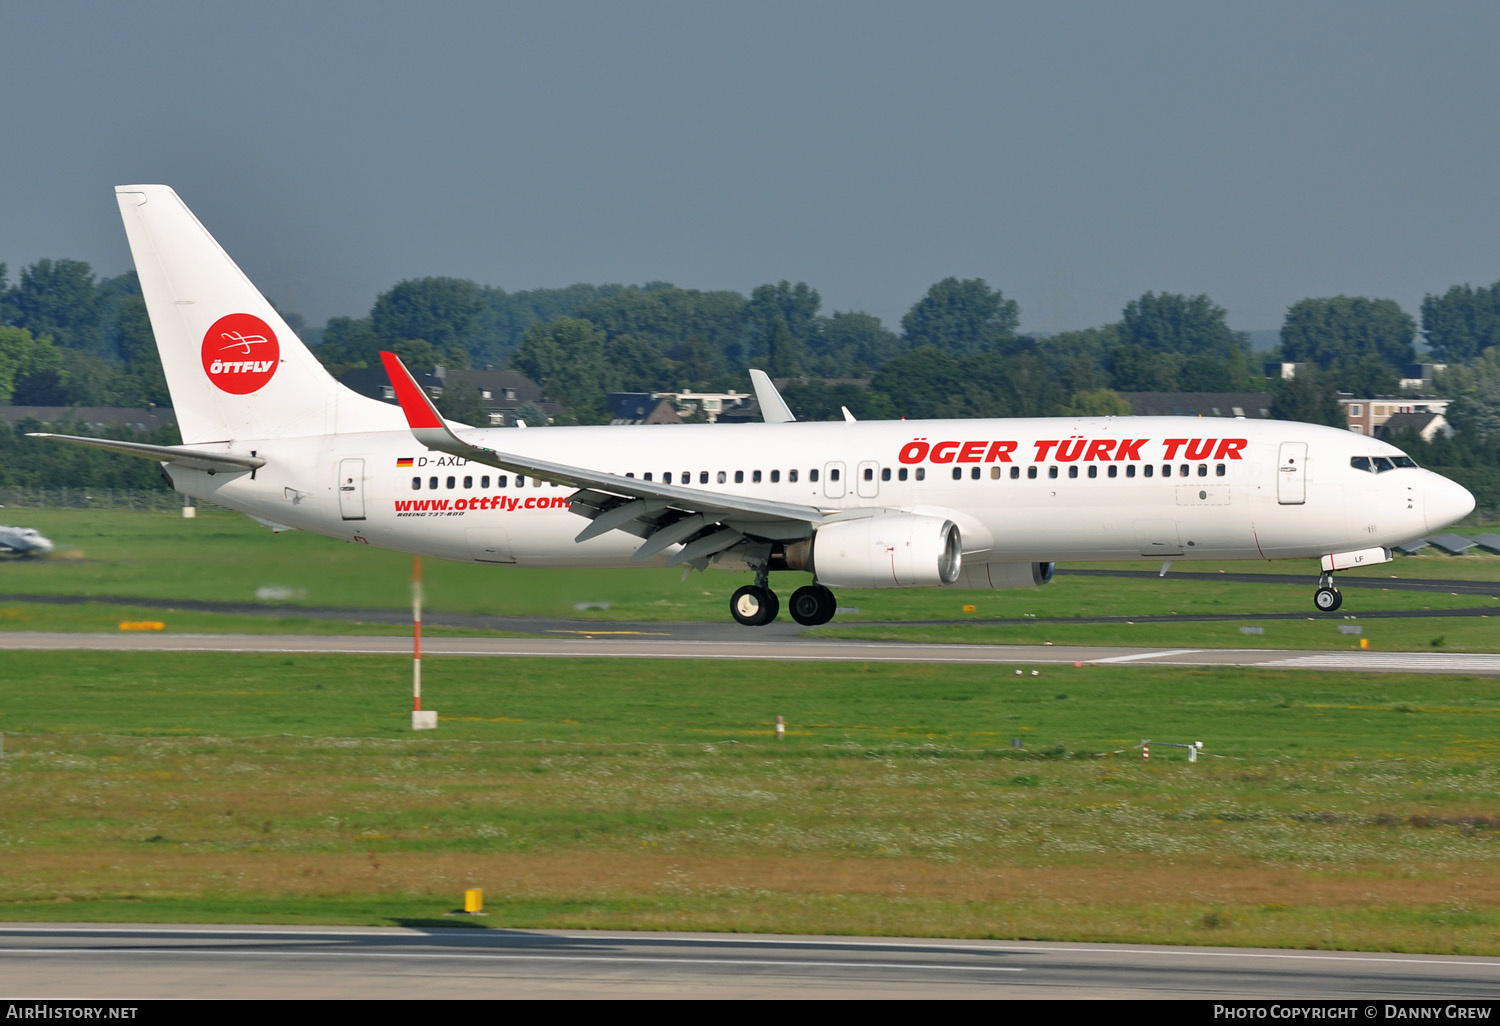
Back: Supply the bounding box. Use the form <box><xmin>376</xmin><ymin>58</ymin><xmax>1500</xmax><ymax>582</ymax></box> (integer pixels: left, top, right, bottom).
<box><xmin>411</xmin><ymin>555</ymin><xmax>436</xmax><ymax>730</ymax></box>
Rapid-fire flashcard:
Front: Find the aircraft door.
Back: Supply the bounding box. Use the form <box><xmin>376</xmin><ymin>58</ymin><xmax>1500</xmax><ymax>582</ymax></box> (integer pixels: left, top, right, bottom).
<box><xmin>824</xmin><ymin>461</ymin><xmax>846</xmax><ymax>499</ymax></box>
<box><xmin>338</xmin><ymin>458</ymin><xmax>366</xmax><ymax>520</ymax></box>
<box><xmin>856</xmin><ymin>460</ymin><xmax>880</xmax><ymax>498</ymax></box>
<box><xmin>1277</xmin><ymin>442</ymin><xmax>1307</xmax><ymax>505</ymax></box>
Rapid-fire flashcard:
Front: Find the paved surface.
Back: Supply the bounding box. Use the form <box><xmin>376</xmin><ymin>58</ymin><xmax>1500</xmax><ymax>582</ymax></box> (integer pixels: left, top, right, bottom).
<box><xmin>3</xmin><ymin>925</ymin><xmax>1499</xmax><ymax>999</ymax></box>
<box><xmin>3</xmin><ymin>630</ymin><xmax>1499</xmax><ymax>676</ymax></box>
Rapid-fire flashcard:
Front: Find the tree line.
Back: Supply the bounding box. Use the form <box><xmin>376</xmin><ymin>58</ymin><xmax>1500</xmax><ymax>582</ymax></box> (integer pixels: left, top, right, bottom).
<box><xmin>3</xmin><ymin>256</ymin><xmax>1500</xmax><ymax>506</ymax></box>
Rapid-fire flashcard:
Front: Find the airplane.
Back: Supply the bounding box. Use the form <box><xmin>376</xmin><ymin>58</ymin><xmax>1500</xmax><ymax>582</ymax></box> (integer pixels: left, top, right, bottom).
<box><xmin>0</xmin><ymin>525</ymin><xmax>55</xmax><ymax>557</ymax></box>
<box><xmin>31</xmin><ymin>185</ymin><xmax>1477</xmax><ymax>626</ymax></box>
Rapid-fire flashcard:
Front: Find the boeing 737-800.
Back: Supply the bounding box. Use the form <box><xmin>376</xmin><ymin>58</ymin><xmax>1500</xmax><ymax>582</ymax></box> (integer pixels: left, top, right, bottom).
<box><xmin>33</xmin><ymin>186</ymin><xmax>1477</xmax><ymax>626</ymax></box>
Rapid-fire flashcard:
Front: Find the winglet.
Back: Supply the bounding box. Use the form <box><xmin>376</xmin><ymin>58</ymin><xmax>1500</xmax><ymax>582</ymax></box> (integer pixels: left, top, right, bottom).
<box><xmin>748</xmin><ymin>369</ymin><xmax>795</xmax><ymax>424</ymax></box>
<box><xmin>380</xmin><ymin>352</ymin><xmax>446</xmax><ymax>430</ymax></box>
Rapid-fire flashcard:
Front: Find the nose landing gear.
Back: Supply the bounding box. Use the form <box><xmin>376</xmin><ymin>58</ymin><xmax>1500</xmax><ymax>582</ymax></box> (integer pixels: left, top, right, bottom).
<box><xmin>1313</xmin><ymin>572</ymin><xmax>1343</xmax><ymax>612</ymax></box>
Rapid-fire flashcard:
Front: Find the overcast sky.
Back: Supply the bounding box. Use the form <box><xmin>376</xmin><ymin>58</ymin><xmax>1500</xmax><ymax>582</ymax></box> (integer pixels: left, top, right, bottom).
<box><xmin>3</xmin><ymin>1</ymin><xmax>1498</xmax><ymax>337</ymax></box>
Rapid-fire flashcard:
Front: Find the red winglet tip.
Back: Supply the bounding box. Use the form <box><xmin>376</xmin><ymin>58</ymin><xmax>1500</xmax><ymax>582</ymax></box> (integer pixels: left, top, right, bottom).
<box><xmin>379</xmin><ymin>351</ymin><xmax>444</xmax><ymax>429</ymax></box>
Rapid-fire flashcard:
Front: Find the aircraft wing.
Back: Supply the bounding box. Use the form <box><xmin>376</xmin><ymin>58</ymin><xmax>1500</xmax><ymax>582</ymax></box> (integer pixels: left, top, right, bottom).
<box><xmin>27</xmin><ymin>433</ymin><xmax>267</xmax><ymax>473</ymax></box>
<box><xmin>381</xmin><ymin>352</ymin><xmax>838</xmax><ymax>564</ymax></box>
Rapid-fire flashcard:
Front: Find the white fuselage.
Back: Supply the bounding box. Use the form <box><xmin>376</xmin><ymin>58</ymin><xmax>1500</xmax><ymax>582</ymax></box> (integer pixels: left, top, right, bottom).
<box><xmin>166</xmin><ymin>415</ymin><xmax>1457</xmax><ymax>576</ymax></box>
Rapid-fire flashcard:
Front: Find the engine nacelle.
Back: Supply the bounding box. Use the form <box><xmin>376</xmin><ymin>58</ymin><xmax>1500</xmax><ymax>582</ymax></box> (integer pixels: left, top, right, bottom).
<box><xmin>946</xmin><ymin>561</ymin><xmax>1055</xmax><ymax>590</ymax></box>
<box><xmin>809</xmin><ymin>514</ymin><xmax>962</xmax><ymax>589</ymax></box>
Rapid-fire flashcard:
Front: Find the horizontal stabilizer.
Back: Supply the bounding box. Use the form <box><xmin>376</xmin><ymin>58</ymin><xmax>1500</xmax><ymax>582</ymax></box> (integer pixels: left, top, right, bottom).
<box><xmin>28</xmin><ymin>433</ymin><xmax>266</xmax><ymax>473</ymax></box>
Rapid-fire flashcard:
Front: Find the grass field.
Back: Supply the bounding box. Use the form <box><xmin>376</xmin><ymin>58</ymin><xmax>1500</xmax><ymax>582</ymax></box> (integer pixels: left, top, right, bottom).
<box><xmin>2</xmin><ymin>509</ymin><xmax>1498</xmax><ymax>634</ymax></box>
<box><xmin>3</xmin><ymin>651</ymin><xmax>1500</xmax><ymax>951</ymax></box>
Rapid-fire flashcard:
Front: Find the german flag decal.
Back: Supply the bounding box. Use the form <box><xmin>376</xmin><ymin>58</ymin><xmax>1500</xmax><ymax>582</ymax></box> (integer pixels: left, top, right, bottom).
<box><xmin>396</xmin><ymin>457</ymin><xmax>414</xmax><ymax>467</ymax></box>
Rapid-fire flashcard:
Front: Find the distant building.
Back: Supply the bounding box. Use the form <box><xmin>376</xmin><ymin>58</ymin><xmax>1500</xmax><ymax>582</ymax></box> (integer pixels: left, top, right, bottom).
<box><xmin>607</xmin><ymin>394</ymin><xmax>684</xmax><ymax>425</ymax></box>
<box><xmin>337</xmin><ymin>366</ymin><xmax>558</xmax><ymax>426</ymax></box>
<box><xmin>1340</xmin><ymin>398</ymin><xmax>1450</xmax><ymax>436</ymax></box>
<box><xmin>0</xmin><ymin>406</ymin><xmax>178</xmax><ymax>433</ymax></box>
<box><xmin>1399</xmin><ymin>363</ymin><xmax>1447</xmax><ymax>390</ymax></box>
<box><xmin>1376</xmin><ymin>411</ymin><xmax>1451</xmax><ymax>443</ymax></box>
<box><xmin>1116</xmin><ymin>392</ymin><xmax>1274</xmax><ymax>419</ymax></box>
<box><xmin>1264</xmin><ymin>362</ymin><xmax>1305</xmax><ymax>380</ymax></box>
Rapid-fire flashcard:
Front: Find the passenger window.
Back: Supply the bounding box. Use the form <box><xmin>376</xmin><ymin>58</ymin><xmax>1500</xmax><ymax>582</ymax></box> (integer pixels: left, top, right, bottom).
<box><xmin>1010</xmin><ymin>466</ymin><xmax>1020</xmax><ymax>479</ymax></box>
<box><xmin>1088</xmin><ymin>465</ymin><xmax>1098</xmax><ymax>479</ymax></box>
<box><xmin>464</xmin><ymin>476</ymin><xmax>473</xmax><ymax>489</ymax></box>
<box><xmin>830</xmin><ymin>468</ymin><xmax>839</xmax><ymax>481</ymax></box>
<box><xmin>497</xmin><ymin>475</ymin><xmax>507</xmax><ymax>487</ymax></box>
<box><xmin>790</xmin><ymin>469</ymin><xmax>799</xmax><ymax>483</ymax></box>
<box><xmin>1048</xmin><ymin>466</ymin><xmax>1059</xmax><ymax>479</ymax></box>
<box><xmin>429</xmin><ymin>476</ymin><xmax>439</xmax><ymax>490</ymax></box>
<box><xmin>515</xmin><ymin>475</ymin><xmax>525</xmax><ymax>487</ymax></box>
<box><xmin>971</xmin><ymin>467</ymin><xmax>980</xmax><ymax>480</ymax></box>
<box><xmin>446</xmin><ymin>476</ymin><xmax>456</xmax><ymax>489</ymax></box>
<box><xmin>1198</xmin><ymin>465</ymin><xmax>1207</xmax><ymax>477</ymax></box>
<box><xmin>864</xmin><ymin>467</ymin><xmax>874</xmax><ymax>481</ymax></box>
<box><xmin>644</xmin><ymin>472</ymin><xmax>653</xmax><ymax>481</ymax></box>
<box><xmin>1143</xmin><ymin>466</ymin><xmax>1152</xmax><ymax>478</ymax></box>
<box><xmin>753</xmin><ymin>470</ymin><xmax>762</xmax><ymax>483</ymax></box>
<box><xmin>1162</xmin><ymin>465</ymin><xmax>1171</xmax><ymax>478</ymax></box>
<box><xmin>663</xmin><ymin>472</ymin><xmax>673</xmax><ymax>484</ymax></box>
<box><xmin>952</xmin><ymin>467</ymin><xmax>962</xmax><ymax>480</ymax></box>
<box><xmin>810</xmin><ymin>469</ymin><xmax>820</xmax><ymax>482</ymax></box>
<box><xmin>734</xmin><ymin>470</ymin><xmax>743</xmax><ymax>484</ymax></box>
<box><xmin>717</xmin><ymin>471</ymin><xmax>726</xmax><ymax>484</ymax></box>
<box><xmin>990</xmin><ymin>466</ymin><xmax>1001</xmax><ymax>480</ymax></box>
<box><xmin>915</xmin><ymin>467</ymin><xmax>926</xmax><ymax>481</ymax></box>
<box><xmin>626</xmin><ymin>472</ymin><xmax>635</xmax><ymax>478</ymax></box>
<box><xmin>481</xmin><ymin>476</ymin><xmax>489</xmax><ymax>489</ymax></box>
<box><xmin>1216</xmin><ymin>464</ymin><xmax>1225</xmax><ymax>477</ymax></box>
<box><xmin>771</xmin><ymin>470</ymin><xmax>780</xmax><ymax>483</ymax></box>
<box><xmin>411</xmin><ymin>477</ymin><xmax>421</xmax><ymax>490</ymax></box>
<box><xmin>1027</xmin><ymin>467</ymin><xmax>1038</xmax><ymax>479</ymax></box>
<box><xmin>898</xmin><ymin>467</ymin><xmax>908</xmax><ymax>481</ymax></box>
<box><xmin>881</xmin><ymin>468</ymin><xmax>891</xmax><ymax>481</ymax></box>
<box><xmin>1125</xmin><ymin>465</ymin><xmax>1134</xmax><ymax>478</ymax></box>
<box><xmin>700</xmin><ymin>471</ymin><xmax>709</xmax><ymax>484</ymax></box>
<box><xmin>1068</xmin><ymin>466</ymin><xmax>1078</xmax><ymax>479</ymax></box>
<box><xmin>1181</xmin><ymin>464</ymin><xmax>1190</xmax><ymax>477</ymax></box>
<box><xmin>682</xmin><ymin>470</ymin><xmax>689</xmax><ymax>483</ymax></box>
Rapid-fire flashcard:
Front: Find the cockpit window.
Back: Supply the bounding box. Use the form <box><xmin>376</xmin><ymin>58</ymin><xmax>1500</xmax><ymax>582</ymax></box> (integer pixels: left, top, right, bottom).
<box><xmin>1352</xmin><ymin>454</ymin><xmax>1418</xmax><ymax>473</ymax></box>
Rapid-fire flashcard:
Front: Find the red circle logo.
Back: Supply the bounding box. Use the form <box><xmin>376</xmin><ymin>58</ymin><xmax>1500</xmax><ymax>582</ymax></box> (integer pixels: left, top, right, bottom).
<box><xmin>202</xmin><ymin>313</ymin><xmax>280</xmax><ymax>394</ymax></box>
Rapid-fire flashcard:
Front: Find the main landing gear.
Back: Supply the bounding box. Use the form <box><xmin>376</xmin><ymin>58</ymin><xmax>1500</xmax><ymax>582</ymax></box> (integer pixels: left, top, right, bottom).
<box><xmin>1313</xmin><ymin>571</ymin><xmax>1343</xmax><ymax>612</ymax></box>
<box><xmin>729</xmin><ymin>570</ymin><xmax>837</xmax><ymax>627</ymax></box>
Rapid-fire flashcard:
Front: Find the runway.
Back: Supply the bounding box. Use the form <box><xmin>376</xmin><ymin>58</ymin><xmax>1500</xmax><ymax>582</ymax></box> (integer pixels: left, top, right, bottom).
<box><xmin>3</xmin><ymin>924</ymin><xmax>1498</xmax><ymax>999</ymax></box>
<box><xmin>3</xmin><ymin>630</ymin><xmax>1499</xmax><ymax>676</ymax></box>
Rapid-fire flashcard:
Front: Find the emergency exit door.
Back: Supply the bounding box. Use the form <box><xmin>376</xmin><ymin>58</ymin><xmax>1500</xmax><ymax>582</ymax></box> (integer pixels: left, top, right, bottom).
<box><xmin>338</xmin><ymin>458</ymin><xmax>366</xmax><ymax>520</ymax></box>
<box><xmin>1277</xmin><ymin>442</ymin><xmax>1306</xmax><ymax>505</ymax></box>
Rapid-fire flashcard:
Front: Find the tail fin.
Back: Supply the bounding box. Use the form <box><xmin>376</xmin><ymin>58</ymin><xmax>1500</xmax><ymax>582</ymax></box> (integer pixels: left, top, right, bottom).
<box><xmin>116</xmin><ymin>185</ymin><xmax>402</xmax><ymax>443</ymax></box>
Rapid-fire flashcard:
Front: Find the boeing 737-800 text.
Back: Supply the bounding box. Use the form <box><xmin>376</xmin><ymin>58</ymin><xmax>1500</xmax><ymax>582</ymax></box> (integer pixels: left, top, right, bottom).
<box><xmin>33</xmin><ymin>186</ymin><xmax>1477</xmax><ymax>626</ymax></box>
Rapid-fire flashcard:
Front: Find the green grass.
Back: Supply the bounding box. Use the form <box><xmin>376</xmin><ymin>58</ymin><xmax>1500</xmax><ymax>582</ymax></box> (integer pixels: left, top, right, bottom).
<box><xmin>3</xmin><ymin>509</ymin><xmax>1497</xmax><ymax>629</ymax></box>
<box><xmin>3</xmin><ymin>651</ymin><xmax>1500</xmax><ymax>950</ymax></box>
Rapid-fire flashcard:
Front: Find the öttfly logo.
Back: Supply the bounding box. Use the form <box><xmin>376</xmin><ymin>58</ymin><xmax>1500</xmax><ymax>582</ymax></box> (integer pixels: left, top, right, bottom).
<box><xmin>202</xmin><ymin>313</ymin><xmax>280</xmax><ymax>394</ymax></box>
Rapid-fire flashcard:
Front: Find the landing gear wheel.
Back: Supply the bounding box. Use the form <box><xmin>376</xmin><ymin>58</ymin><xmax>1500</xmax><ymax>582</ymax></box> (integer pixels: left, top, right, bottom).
<box><xmin>730</xmin><ymin>585</ymin><xmax>778</xmax><ymax>626</ymax></box>
<box><xmin>789</xmin><ymin>584</ymin><xmax>837</xmax><ymax>627</ymax></box>
<box><xmin>1314</xmin><ymin>586</ymin><xmax>1343</xmax><ymax>612</ymax></box>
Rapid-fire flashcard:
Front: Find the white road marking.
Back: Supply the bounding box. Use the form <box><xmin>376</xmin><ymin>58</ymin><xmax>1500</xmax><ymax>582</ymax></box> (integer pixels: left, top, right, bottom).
<box><xmin>1089</xmin><ymin>648</ymin><xmax>1202</xmax><ymax>664</ymax></box>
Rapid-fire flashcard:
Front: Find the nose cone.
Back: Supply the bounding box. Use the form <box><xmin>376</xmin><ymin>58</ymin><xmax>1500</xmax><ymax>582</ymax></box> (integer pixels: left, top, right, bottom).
<box><xmin>1425</xmin><ymin>473</ymin><xmax>1476</xmax><ymax>533</ymax></box>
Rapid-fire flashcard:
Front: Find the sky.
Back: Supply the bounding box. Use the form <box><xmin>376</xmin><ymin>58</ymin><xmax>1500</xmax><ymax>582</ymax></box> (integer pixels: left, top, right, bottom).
<box><xmin>3</xmin><ymin>1</ymin><xmax>1499</xmax><ymax>337</ymax></box>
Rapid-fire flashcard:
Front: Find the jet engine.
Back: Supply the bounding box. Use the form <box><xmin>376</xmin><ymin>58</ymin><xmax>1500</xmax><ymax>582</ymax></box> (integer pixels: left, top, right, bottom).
<box><xmin>947</xmin><ymin>561</ymin><xmax>1054</xmax><ymax>590</ymax></box>
<box><xmin>806</xmin><ymin>514</ymin><xmax>962</xmax><ymax>588</ymax></box>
